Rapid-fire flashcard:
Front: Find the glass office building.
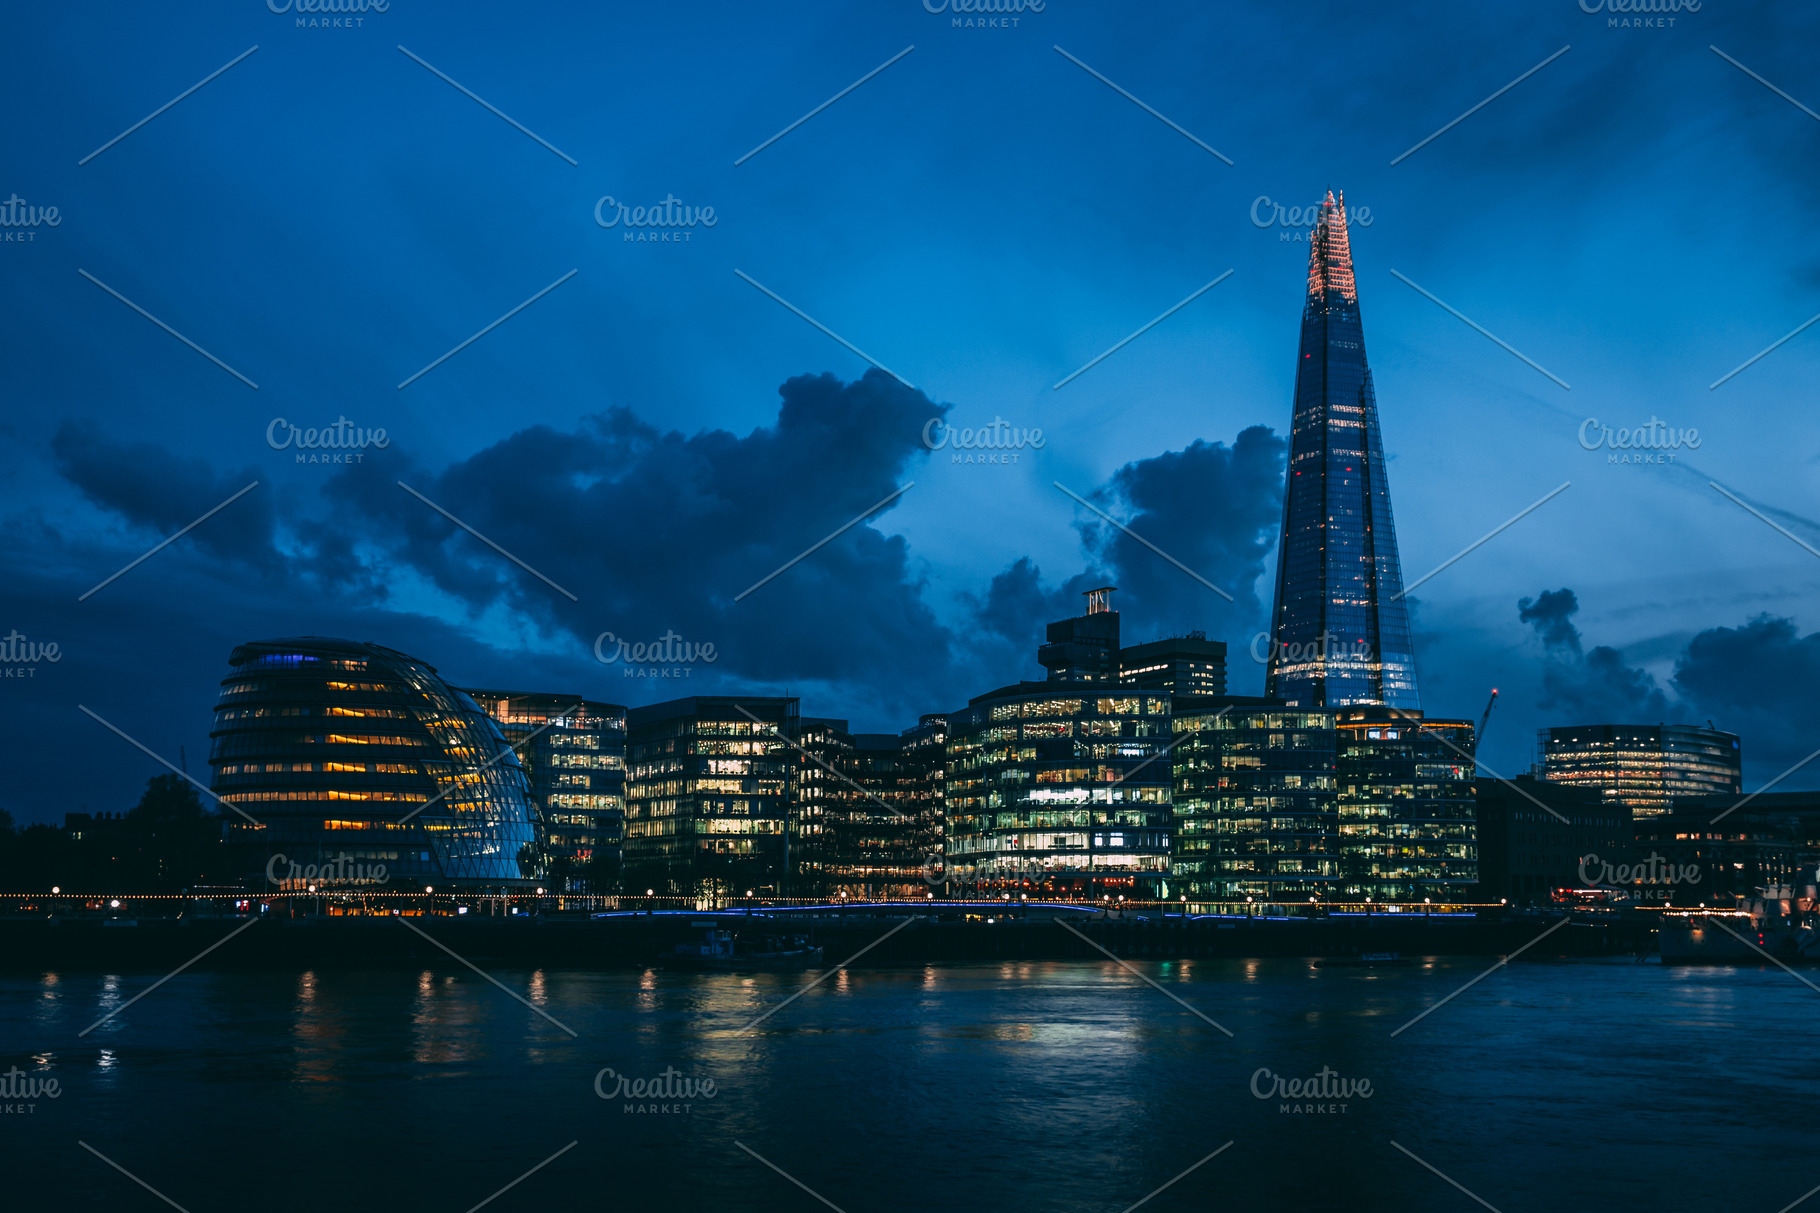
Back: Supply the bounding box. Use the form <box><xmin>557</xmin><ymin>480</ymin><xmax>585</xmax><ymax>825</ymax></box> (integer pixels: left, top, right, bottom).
<box><xmin>1335</xmin><ymin>707</ymin><xmax>1477</xmax><ymax>899</ymax></box>
<box><xmin>1171</xmin><ymin>696</ymin><xmax>1337</xmax><ymax>907</ymax></box>
<box><xmin>1266</xmin><ymin>191</ymin><xmax>1420</xmax><ymax>710</ymax></box>
<box><xmin>209</xmin><ymin>637</ymin><xmax>542</xmax><ymax>890</ymax></box>
<box><xmin>465</xmin><ymin>691</ymin><xmax>626</xmax><ymax>892</ymax></box>
<box><xmin>946</xmin><ymin>684</ymin><xmax>1173</xmax><ymax>898</ymax></box>
<box><xmin>1539</xmin><ymin>724</ymin><xmax>1741</xmax><ymax>818</ymax></box>
<box><xmin>624</xmin><ymin>696</ymin><xmax>798</xmax><ymax>898</ymax></box>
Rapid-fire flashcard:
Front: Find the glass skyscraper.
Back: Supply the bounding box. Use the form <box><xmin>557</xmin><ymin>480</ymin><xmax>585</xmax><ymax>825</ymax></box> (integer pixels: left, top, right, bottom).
<box><xmin>1266</xmin><ymin>190</ymin><xmax>1420</xmax><ymax>710</ymax></box>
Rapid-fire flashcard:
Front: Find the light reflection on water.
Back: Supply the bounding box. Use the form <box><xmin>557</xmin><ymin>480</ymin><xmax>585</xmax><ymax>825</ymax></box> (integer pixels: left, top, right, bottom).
<box><xmin>0</xmin><ymin>960</ymin><xmax>1813</xmax><ymax>1212</ymax></box>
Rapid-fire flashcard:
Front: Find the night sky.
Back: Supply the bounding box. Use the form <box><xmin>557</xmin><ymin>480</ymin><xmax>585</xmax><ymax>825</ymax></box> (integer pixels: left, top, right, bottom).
<box><xmin>5</xmin><ymin>0</ymin><xmax>1820</xmax><ymax>825</ymax></box>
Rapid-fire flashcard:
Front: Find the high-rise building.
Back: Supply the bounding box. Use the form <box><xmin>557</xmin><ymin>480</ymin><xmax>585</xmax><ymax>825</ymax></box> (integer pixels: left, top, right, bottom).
<box><xmin>464</xmin><ymin>691</ymin><xmax>626</xmax><ymax>893</ymax></box>
<box><xmin>1171</xmin><ymin>696</ymin><xmax>1337</xmax><ymax>907</ymax></box>
<box><xmin>1539</xmin><ymin>724</ymin><xmax>1741</xmax><ymax>818</ymax></box>
<box><xmin>1334</xmin><ymin>706</ymin><xmax>1477</xmax><ymax>899</ymax></box>
<box><xmin>1266</xmin><ymin>191</ymin><xmax>1420</xmax><ymax>710</ymax></box>
<box><xmin>209</xmin><ymin>637</ymin><xmax>542</xmax><ymax>891</ymax></box>
<box><xmin>1120</xmin><ymin>633</ymin><xmax>1228</xmax><ymax>697</ymax></box>
<box><xmin>623</xmin><ymin>696</ymin><xmax>798</xmax><ymax>897</ymax></box>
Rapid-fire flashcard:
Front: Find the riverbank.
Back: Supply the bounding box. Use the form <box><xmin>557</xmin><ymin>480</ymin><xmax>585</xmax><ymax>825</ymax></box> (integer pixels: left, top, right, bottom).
<box><xmin>0</xmin><ymin>908</ymin><xmax>1653</xmax><ymax>970</ymax></box>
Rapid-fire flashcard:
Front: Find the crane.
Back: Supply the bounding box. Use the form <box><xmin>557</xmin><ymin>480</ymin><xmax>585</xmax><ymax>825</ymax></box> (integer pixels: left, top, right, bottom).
<box><xmin>1477</xmin><ymin>689</ymin><xmax>1499</xmax><ymax>743</ymax></box>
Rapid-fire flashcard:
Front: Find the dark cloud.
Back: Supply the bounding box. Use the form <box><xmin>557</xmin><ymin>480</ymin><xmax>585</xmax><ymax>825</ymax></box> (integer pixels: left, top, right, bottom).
<box><xmin>1083</xmin><ymin>426</ymin><xmax>1286</xmax><ymax>643</ymax></box>
<box><xmin>51</xmin><ymin>421</ymin><xmax>279</xmax><ymax>572</ymax></box>
<box><xmin>1518</xmin><ymin>587</ymin><xmax>1670</xmax><ymax>722</ymax></box>
<box><xmin>1673</xmin><ymin>615</ymin><xmax>1820</xmax><ymax>771</ymax></box>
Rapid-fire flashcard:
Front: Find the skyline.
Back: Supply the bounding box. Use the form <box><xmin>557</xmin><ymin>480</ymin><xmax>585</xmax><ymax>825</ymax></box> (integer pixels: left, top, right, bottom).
<box><xmin>7</xmin><ymin>0</ymin><xmax>1820</xmax><ymax>827</ymax></box>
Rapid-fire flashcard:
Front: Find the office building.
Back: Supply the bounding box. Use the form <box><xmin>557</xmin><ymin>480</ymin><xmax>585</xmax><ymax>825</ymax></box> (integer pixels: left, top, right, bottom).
<box><xmin>208</xmin><ymin>637</ymin><xmax>541</xmax><ymax>890</ymax></box>
<box><xmin>1634</xmin><ymin>809</ymin><xmax>1797</xmax><ymax>906</ymax></box>
<box><xmin>843</xmin><ymin>732</ymin><xmax>941</xmax><ymax>899</ymax></box>
<box><xmin>1120</xmin><ymin>633</ymin><xmax>1228</xmax><ymax>697</ymax></box>
<box><xmin>1334</xmin><ymin>706</ymin><xmax>1476</xmax><ymax>899</ymax></box>
<box><xmin>946</xmin><ymin>682</ymin><xmax>1173</xmax><ymax>898</ymax></box>
<box><xmin>1038</xmin><ymin>587</ymin><xmax>1122</xmax><ymax>682</ymax></box>
<box><xmin>1171</xmin><ymin>696</ymin><xmax>1337</xmax><ymax>907</ymax></box>
<box><xmin>1539</xmin><ymin>724</ymin><xmax>1741</xmax><ymax>818</ymax></box>
<box><xmin>1265</xmin><ymin>191</ymin><xmax>1420</xmax><ymax>710</ymax></box>
<box><xmin>624</xmin><ymin>696</ymin><xmax>797</xmax><ymax>898</ymax></box>
<box><xmin>465</xmin><ymin>691</ymin><xmax>626</xmax><ymax>893</ymax></box>
<box><xmin>1472</xmin><ymin>775</ymin><xmax>1628</xmax><ymax>905</ymax></box>
<box><xmin>792</xmin><ymin>716</ymin><xmax>855</xmax><ymax>896</ymax></box>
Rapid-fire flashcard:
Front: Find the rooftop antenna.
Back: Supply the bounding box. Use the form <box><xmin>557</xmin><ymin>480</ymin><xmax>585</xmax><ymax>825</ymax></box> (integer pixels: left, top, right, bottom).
<box><xmin>1083</xmin><ymin>586</ymin><xmax>1117</xmax><ymax>615</ymax></box>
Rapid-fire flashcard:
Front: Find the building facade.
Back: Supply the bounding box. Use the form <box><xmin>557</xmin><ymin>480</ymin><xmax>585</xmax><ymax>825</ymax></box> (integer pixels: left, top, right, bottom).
<box><xmin>1539</xmin><ymin>724</ymin><xmax>1741</xmax><ymax>818</ymax></box>
<box><xmin>946</xmin><ymin>683</ymin><xmax>1173</xmax><ymax>898</ymax></box>
<box><xmin>465</xmin><ymin>691</ymin><xmax>626</xmax><ymax>894</ymax></box>
<box><xmin>1334</xmin><ymin>707</ymin><xmax>1477</xmax><ymax>899</ymax></box>
<box><xmin>1472</xmin><ymin>775</ymin><xmax>1628</xmax><ymax>906</ymax></box>
<box><xmin>900</xmin><ymin>713</ymin><xmax>949</xmax><ymax>890</ymax></box>
<box><xmin>1171</xmin><ymin>696</ymin><xmax>1337</xmax><ymax>908</ymax></box>
<box><xmin>1634</xmin><ymin>810</ymin><xmax>1797</xmax><ymax>906</ymax></box>
<box><xmin>1265</xmin><ymin>191</ymin><xmax>1420</xmax><ymax>710</ymax></box>
<box><xmin>624</xmin><ymin>696</ymin><xmax>798</xmax><ymax>898</ymax></box>
<box><xmin>843</xmin><ymin>732</ymin><xmax>941</xmax><ymax>899</ymax></box>
<box><xmin>1120</xmin><ymin>633</ymin><xmax>1228</xmax><ymax>697</ymax></box>
<box><xmin>208</xmin><ymin>637</ymin><xmax>541</xmax><ymax>891</ymax></box>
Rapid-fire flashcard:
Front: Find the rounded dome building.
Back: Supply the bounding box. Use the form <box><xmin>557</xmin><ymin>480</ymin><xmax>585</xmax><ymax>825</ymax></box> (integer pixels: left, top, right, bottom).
<box><xmin>209</xmin><ymin>637</ymin><xmax>543</xmax><ymax>892</ymax></box>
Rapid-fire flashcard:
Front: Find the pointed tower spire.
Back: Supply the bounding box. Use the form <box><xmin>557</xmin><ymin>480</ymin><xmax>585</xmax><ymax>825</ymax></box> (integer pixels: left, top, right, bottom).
<box><xmin>1266</xmin><ymin>190</ymin><xmax>1420</xmax><ymax>710</ymax></box>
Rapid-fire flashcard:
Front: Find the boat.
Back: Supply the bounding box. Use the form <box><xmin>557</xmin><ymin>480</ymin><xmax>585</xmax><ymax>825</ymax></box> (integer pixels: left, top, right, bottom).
<box><xmin>1660</xmin><ymin>869</ymin><xmax>1820</xmax><ymax>964</ymax></box>
<box><xmin>1314</xmin><ymin>951</ymin><xmax>1410</xmax><ymax>968</ymax></box>
<box><xmin>665</xmin><ymin>928</ymin><xmax>824</xmax><ymax>972</ymax></box>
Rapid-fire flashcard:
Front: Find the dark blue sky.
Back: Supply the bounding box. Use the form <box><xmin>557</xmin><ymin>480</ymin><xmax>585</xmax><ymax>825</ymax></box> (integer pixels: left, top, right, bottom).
<box><xmin>5</xmin><ymin>0</ymin><xmax>1820</xmax><ymax>824</ymax></box>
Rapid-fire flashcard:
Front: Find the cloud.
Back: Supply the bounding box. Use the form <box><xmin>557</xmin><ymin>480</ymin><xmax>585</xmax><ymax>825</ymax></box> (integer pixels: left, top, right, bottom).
<box><xmin>1083</xmin><ymin>426</ymin><xmax>1286</xmax><ymax>642</ymax></box>
<box><xmin>1673</xmin><ymin>615</ymin><xmax>1820</xmax><ymax>771</ymax></box>
<box><xmin>1518</xmin><ymin>587</ymin><xmax>1670</xmax><ymax>721</ymax></box>
<box><xmin>44</xmin><ymin>371</ymin><xmax>1291</xmax><ymax>738</ymax></box>
<box><xmin>50</xmin><ymin>421</ymin><xmax>278</xmax><ymax>572</ymax></box>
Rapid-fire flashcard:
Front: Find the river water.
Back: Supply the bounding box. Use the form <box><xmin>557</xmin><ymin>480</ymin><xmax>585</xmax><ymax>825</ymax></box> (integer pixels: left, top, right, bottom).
<box><xmin>3</xmin><ymin>956</ymin><xmax>1813</xmax><ymax>1212</ymax></box>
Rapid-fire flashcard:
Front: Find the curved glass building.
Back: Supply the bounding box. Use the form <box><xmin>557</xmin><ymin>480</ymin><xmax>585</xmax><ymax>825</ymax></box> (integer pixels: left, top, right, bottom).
<box><xmin>209</xmin><ymin>637</ymin><xmax>542</xmax><ymax>890</ymax></box>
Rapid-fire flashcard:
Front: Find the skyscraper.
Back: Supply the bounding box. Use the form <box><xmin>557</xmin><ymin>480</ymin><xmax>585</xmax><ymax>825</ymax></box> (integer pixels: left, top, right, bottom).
<box><xmin>1266</xmin><ymin>191</ymin><xmax>1420</xmax><ymax>710</ymax></box>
